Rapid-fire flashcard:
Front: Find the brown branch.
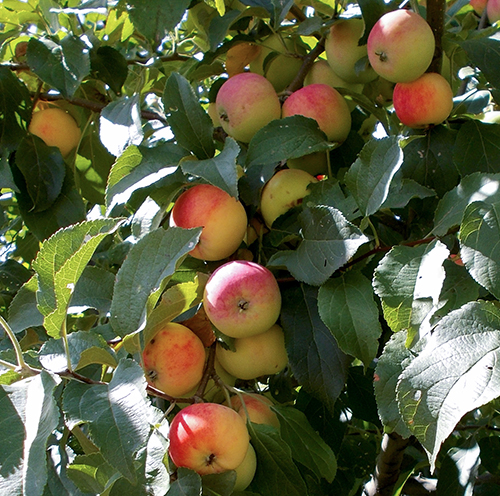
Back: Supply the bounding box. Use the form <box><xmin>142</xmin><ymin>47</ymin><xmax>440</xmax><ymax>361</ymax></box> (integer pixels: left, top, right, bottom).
<box><xmin>426</xmin><ymin>0</ymin><xmax>446</xmax><ymax>74</ymax></box>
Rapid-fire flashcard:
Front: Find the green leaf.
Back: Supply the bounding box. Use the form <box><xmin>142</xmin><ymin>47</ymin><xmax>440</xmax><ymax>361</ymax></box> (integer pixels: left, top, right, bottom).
<box><xmin>381</xmin><ymin>178</ymin><xmax>436</xmax><ymax>210</ymax></box>
<box><xmin>15</xmin><ymin>135</ymin><xmax>65</xmax><ymax>212</ymax></box>
<box><xmin>248</xmin><ymin>423</ymin><xmax>307</xmax><ymax>496</ymax></box>
<box><xmin>27</xmin><ymin>35</ymin><xmax>90</xmax><ymax>98</ymax></box>
<box><xmin>63</xmin><ymin>359</ymin><xmax>155</xmax><ymax>484</ymax></box>
<box><xmin>272</xmin><ymin>405</ymin><xmax>337</xmax><ymax>482</ymax></box>
<box><xmin>318</xmin><ymin>271</ymin><xmax>382</xmax><ymax>368</ymax></box>
<box><xmin>461</xmin><ymin>34</ymin><xmax>500</xmax><ymax>90</ymax></box>
<box><xmin>32</xmin><ymin>218</ymin><xmax>123</xmax><ymax>338</ymax></box>
<box><xmin>268</xmin><ymin>206</ymin><xmax>369</xmax><ymax>286</ymax></box>
<box><xmin>8</xmin><ymin>276</ymin><xmax>43</xmax><ymax>333</ymax></box>
<box><xmin>246</xmin><ymin>116</ymin><xmax>333</xmax><ymax>168</ymax></box>
<box><xmin>163</xmin><ymin>72</ymin><xmax>215</xmax><ymax>160</ymax></box>
<box><xmin>67</xmin><ymin>453</ymin><xmax>119</xmax><ymax>494</ymax></box>
<box><xmin>71</xmin><ymin>266</ymin><xmax>115</xmax><ymax>315</ymax></box>
<box><xmin>181</xmin><ymin>137</ymin><xmax>240</xmax><ymax>198</ymax></box>
<box><xmin>344</xmin><ymin>136</ymin><xmax>403</xmax><ymax>217</ymax></box>
<box><xmin>281</xmin><ymin>284</ymin><xmax>351</xmax><ymax>413</ymax></box>
<box><xmin>167</xmin><ymin>467</ymin><xmax>201</xmax><ymax>496</ymax></box>
<box><xmin>307</xmin><ymin>178</ymin><xmax>360</xmax><ymax>221</ymax></box>
<box><xmin>397</xmin><ymin>301</ymin><xmax>500</xmax><ymax>471</ymax></box>
<box><xmin>89</xmin><ymin>46</ymin><xmax>128</xmax><ymax>95</ymax></box>
<box><xmin>459</xmin><ymin>201</ymin><xmax>500</xmax><ymax>299</ymax></box>
<box><xmin>433</xmin><ymin>172</ymin><xmax>500</xmax><ymax>236</ymax></box>
<box><xmin>109</xmin><ymin>226</ymin><xmax>202</xmax><ymax>337</ymax></box>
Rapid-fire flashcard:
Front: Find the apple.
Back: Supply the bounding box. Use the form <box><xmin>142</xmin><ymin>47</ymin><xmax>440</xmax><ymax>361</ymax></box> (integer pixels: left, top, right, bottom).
<box><xmin>203</xmin><ymin>260</ymin><xmax>281</xmax><ymax>338</ymax></box>
<box><xmin>28</xmin><ymin>107</ymin><xmax>81</xmax><ymax>157</ymax></box>
<box><xmin>249</xmin><ymin>33</ymin><xmax>307</xmax><ymax>92</ymax></box>
<box><xmin>227</xmin><ymin>393</ymin><xmax>280</xmax><ymax>429</ymax></box>
<box><xmin>281</xmin><ymin>84</ymin><xmax>352</xmax><ymax>143</ymax></box>
<box><xmin>168</xmin><ymin>402</ymin><xmax>250</xmax><ymax>475</ymax></box>
<box><xmin>233</xmin><ymin>443</ymin><xmax>257</xmax><ymax>492</ymax></box>
<box><xmin>215</xmin><ymin>72</ymin><xmax>281</xmax><ymax>143</ymax></box>
<box><xmin>169</xmin><ymin>183</ymin><xmax>248</xmax><ymax>261</ymax></box>
<box><xmin>325</xmin><ymin>18</ymin><xmax>378</xmax><ymax>84</ymax></box>
<box><xmin>393</xmin><ymin>72</ymin><xmax>454</xmax><ymax>128</ymax></box>
<box><xmin>470</xmin><ymin>0</ymin><xmax>488</xmax><ymax>15</ymax></box>
<box><xmin>287</xmin><ymin>151</ymin><xmax>329</xmax><ymax>176</ymax></box>
<box><xmin>215</xmin><ymin>323</ymin><xmax>289</xmax><ymax>380</ymax></box>
<box><xmin>260</xmin><ymin>168</ymin><xmax>318</xmax><ymax>227</ymax></box>
<box><xmin>142</xmin><ymin>322</ymin><xmax>206</xmax><ymax>397</ymax></box>
<box><xmin>487</xmin><ymin>0</ymin><xmax>500</xmax><ymax>23</ymax></box>
<box><xmin>367</xmin><ymin>9</ymin><xmax>435</xmax><ymax>83</ymax></box>
<box><xmin>203</xmin><ymin>355</ymin><xmax>237</xmax><ymax>403</ymax></box>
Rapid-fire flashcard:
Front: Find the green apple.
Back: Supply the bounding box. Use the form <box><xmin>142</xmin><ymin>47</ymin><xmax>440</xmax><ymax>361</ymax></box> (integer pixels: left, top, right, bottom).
<box><xmin>233</xmin><ymin>443</ymin><xmax>257</xmax><ymax>492</ymax></box>
<box><xmin>260</xmin><ymin>168</ymin><xmax>318</xmax><ymax>227</ymax></box>
<box><xmin>325</xmin><ymin>18</ymin><xmax>377</xmax><ymax>84</ymax></box>
<box><xmin>168</xmin><ymin>402</ymin><xmax>250</xmax><ymax>475</ymax></box>
<box><xmin>367</xmin><ymin>9</ymin><xmax>435</xmax><ymax>83</ymax></box>
<box><xmin>169</xmin><ymin>183</ymin><xmax>248</xmax><ymax>261</ymax></box>
<box><xmin>287</xmin><ymin>150</ymin><xmax>328</xmax><ymax>176</ymax></box>
<box><xmin>216</xmin><ymin>72</ymin><xmax>281</xmax><ymax>143</ymax></box>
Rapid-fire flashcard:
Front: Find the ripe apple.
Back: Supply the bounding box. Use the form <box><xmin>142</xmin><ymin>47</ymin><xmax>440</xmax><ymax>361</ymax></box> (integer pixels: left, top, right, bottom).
<box><xmin>215</xmin><ymin>72</ymin><xmax>281</xmax><ymax>143</ymax></box>
<box><xmin>324</xmin><ymin>18</ymin><xmax>378</xmax><ymax>84</ymax></box>
<box><xmin>281</xmin><ymin>84</ymin><xmax>352</xmax><ymax>143</ymax></box>
<box><xmin>367</xmin><ymin>9</ymin><xmax>435</xmax><ymax>83</ymax></box>
<box><xmin>233</xmin><ymin>443</ymin><xmax>257</xmax><ymax>492</ymax></box>
<box><xmin>260</xmin><ymin>168</ymin><xmax>318</xmax><ymax>227</ymax></box>
<box><xmin>142</xmin><ymin>322</ymin><xmax>206</xmax><ymax>397</ymax></box>
<box><xmin>393</xmin><ymin>72</ymin><xmax>454</xmax><ymax>128</ymax></box>
<box><xmin>168</xmin><ymin>402</ymin><xmax>250</xmax><ymax>475</ymax></box>
<box><xmin>28</xmin><ymin>107</ymin><xmax>81</xmax><ymax>156</ymax></box>
<box><xmin>487</xmin><ymin>0</ymin><xmax>500</xmax><ymax>23</ymax></box>
<box><xmin>215</xmin><ymin>323</ymin><xmax>289</xmax><ymax>380</ymax></box>
<box><xmin>203</xmin><ymin>260</ymin><xmax>281</xmax><ymax>338</ymax></box>
<box><xmin>227</xmin><ymin>393</ymin><xmax>280</xmax><ymax>429</ymax></box>
<box><xmin>169</xmin><ymin>183</ymin><xmax>248</xmax><ymax>261</ymax></box>
<box><xmin>470</xmin><ymin>0</ymin><xmax>487</xmax><ymax>15</ymax></box>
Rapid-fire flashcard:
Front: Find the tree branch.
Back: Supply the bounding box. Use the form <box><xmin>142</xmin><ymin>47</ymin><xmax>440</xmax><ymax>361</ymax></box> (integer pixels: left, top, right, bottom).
<box><xmin>426</xmin><ymin>0</ymin><xmax>446</xmax><ymax>74</ymax></box>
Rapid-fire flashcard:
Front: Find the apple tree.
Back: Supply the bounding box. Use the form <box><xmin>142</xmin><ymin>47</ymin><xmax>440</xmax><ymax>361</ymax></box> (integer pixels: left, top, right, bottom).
<box><xmin>2</xmin><ymin>0</ymin><xmax>500</xmax><ymax>494</ymax></box>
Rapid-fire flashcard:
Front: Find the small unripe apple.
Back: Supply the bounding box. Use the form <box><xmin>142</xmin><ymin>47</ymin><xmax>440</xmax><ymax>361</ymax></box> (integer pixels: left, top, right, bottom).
<box><xmin>233</xmin><ymin>443</ymin><xmax>257</xmax><ymax>492</ymax></box>
<box><xmin>367</xmin><ymin>9</ymin><xmax>435</xmax><ymax>83</ymax></box>
<box><xmin>325</xmin><ymin>18</ymin><xmax>378</xmax><ymax>84</ymax></box>
<box><xmin>169</xmin><ymin>184</ymin><xmax>248</xmax><ymax>261</ymax></box>
<box><xmin>393</xmin><ymin>72</ymin><xmax>454</xmax><ymax>128</ymax></box>
<box><xmin>282</xmin><ymin>84</ymin><xmax>352</xmax><ymax>143</ymax></box>
<box><xmin>227</xmin><ymin>393</ymin><xmax>280</xmax><ymax>429</ymax></box>
<box><xmin>216</xmin><ymin>72</ymin><xmax>281</xmax><ymax>143</ymax></box>
<box><xmin>142</xmin><ymin>322</ymin><xmax>206</xmax><ymax>397</ymax></box>
<box><xmin>216</xmin><ymin>324</ymin><xmax>289</xmax><ymax>380</ymax></box>
<box><xmin>260</xmin><ymin>168</ymin><xmax>318</xmax><ymax>227</ymax></box>
<box><xmin>29</xmin><ymin>107</ymin><xmax>81</xmax><ymax>156</ymax></box>
<box><xmin>168</xmin><ymin>402</ymin><xmax>250</xmax><ymax>475</ymax></box>
<box><xmin>203</xmin><ymin>260</ymin><xmax>281</xmax><ymax>338</ymax></box>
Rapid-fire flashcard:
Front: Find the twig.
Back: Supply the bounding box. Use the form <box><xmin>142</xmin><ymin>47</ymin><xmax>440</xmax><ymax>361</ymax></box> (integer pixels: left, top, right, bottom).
<box><xmin>426</xmin><ymin>0</ymin><xmax>446</xmax><ymax>74</ymax></box>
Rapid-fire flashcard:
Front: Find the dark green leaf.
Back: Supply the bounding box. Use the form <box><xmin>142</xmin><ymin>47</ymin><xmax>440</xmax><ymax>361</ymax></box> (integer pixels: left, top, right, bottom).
<box><xmin>167</xmin><ymin>467</ymin><xmax>201</xmax><ymax>495</ymax></box>
<box><xmin>8</xmin><ymin>276</ymin><xmax>43</xmax><ymax>333</ymax></box>
<box><xmin>478</xmin><ymin>436</ymin><xmax>500</xmax><ymax>476</ymax></box>
<box><xmin>67</xmin><ymin>452</ymin><xmax>118</xmax><ymax>494</ymax></box>
<box><xmin>71</xmin><ymin>266</ymin><xmax>115</xmax><ymax>315</ymax></box>
<box><xmin>461</xmin><ymin>34</ymin><xmax>500</xmax><ymax>90</ymax></box>
<box><xmin>382</xmin><ymin>178</ymin><xmax>435</xmax><ymax>210</ymax></box>
<box><xmin>208</xmin><ymin>10</ymin><xmax>242</xmax><ymax>52</ymax></box>
<box><xmin>90</xmin><ymin>46</ymin><xmax>128</xmax><ymax>94</ymax></box>
<box><xmin>0</xmin><ymin>259</ymin><xmax>32</xmax><ymax>293</ymax></box>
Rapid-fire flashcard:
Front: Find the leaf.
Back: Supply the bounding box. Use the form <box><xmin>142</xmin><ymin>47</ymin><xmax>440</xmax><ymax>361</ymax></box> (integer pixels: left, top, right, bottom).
<box><xmin>27</xmin><ymin>36</ymin><xmax>90</xmax><ymax>98</ymax></box>
<box><xmin>433</xmin><ymin>172</ymin><xmax>500</xmax><ymax>236</ymax></box>
<box><xmin>167</xmin><ymin>467</ymin><xmax>201</xmax><ymax>496</ymax></box>
<box><xmin>280</xmin><ymin>284</ymin><xmax>351</xmax><ymax>413</ymax></box>
<box><xmin>109</xmin><ymin>226</ymin><xmax>202</xmax><ymax>337</ymax></box>
<box><xmin>461</xmin><ymin>34</ymin><xmax>500</xmax><ymax>90</ymax></box>
<box><xmin>15</xmin><ymin>135</ymin><xmax>65</xmax><ymax>212</ymax></box>
<box><xmin>100</xmin><ymin>95</ymin><xmax>144</xmax><ymax>157</ymax></box>
<box><xmin>272</xmin><ymin>405</ymin><xmax>337</xmax><ymax>482</ymax></box>
<box><xmin>344</xmin><ymin>136</ymin><xmax>404</xmax><ymax>217</ymax></box>
<box><xmin>396</xmin><ymin>301</ymin><xmax>500</xmax><ymax>471</ymax></box>
<box><xmin>246</xmin><ymin>116</ymin><xmax>333</xmax><ymax>168</ymax></box>
<box><xmin>67</xmin><ymin>453</ymin><xmax>118</xmax><ymax>494</ymax></box>
<box><xmin>268</xmin><ymin>206</ymin><xmax>369</xmax><ymax>286</ymax></box>
<box><xmin>8</xmin><ymin>276</ymin><xmax>44</xmax><ymax>333</ymax></box>
<box><xmin>307</xmin><ymin>178</ymin><xmax>360</xmax><ymax>221</ymax></box>
<box><xmin>89</xmin><ymin>46</ymin><xmax>128</xmax><ymax>94</ymax></box>
<box><xmin>318</xmin><ymin>271</ymin><xmax>382</xmax><ymax>368</ymax></box>
<box><xmin>32</xmin><ymin>218</ymin><xmax>123</xmax><ymax>338</ymax></box>
<box><xmin>63</xmin><ymin>359</ymin><xmax>155</xmax><ymax>484</ymax></box>
<box><xmin>181</xmin><ymin>138</ymin><xmax>240</xmax><ymax>198</ymax></box>
<box><xmin>381</xmin><ymin>178</ymin><xmax>436</xmax><ymax>210</ymax></box>
<box><xmin>71</xmin><ymin>266</ymin><xmax>115</xmax><ymax>315</ymax></box>
<box><xmin>459</xmin><ymin>201</ymin><xmax>500</xmax><ymax>299</ymax></box>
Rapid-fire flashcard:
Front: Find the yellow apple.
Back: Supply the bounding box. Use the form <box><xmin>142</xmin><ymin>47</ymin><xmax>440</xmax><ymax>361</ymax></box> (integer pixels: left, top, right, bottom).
<box><xmin>227</xmin><ymin>393</ymin><xmax>280</xmax><ymax>429</ymax></box>
<box><xmin>260</xmin><ymin>168</ymin><xmax>318</xmax><ymax>227</ymax></box>
<box><xmin>142</xmin><ymin>322</ymin><xmax>206</xmax><ymax>397</ymax></box>
<box><xmin>233</xmin><ymin>443</ymin><xmax>257</xmax><ymax>492</ymax></box>
<box><xmin>168</xmin><ymin>402</ymin><xmax>250</xmax><ymax>475</ymax></box>
<box><xmin>287</xmin><ymin>151</ymin><xmax>328</xmax><ymax>176</ymax></box>
<box><xmin>169</xmin><ymin>184</ymin><xmax>248</xmax><ymax>261</ymax></box>
<box><xmin>215</xmin><ymin>324</ymin><xmax>289</xmax><ymax>380</ymax></box>
<box><xmin>28</xmin><ymin>107</ymin><xmax>81</xmax><ymax>157</ymax></box>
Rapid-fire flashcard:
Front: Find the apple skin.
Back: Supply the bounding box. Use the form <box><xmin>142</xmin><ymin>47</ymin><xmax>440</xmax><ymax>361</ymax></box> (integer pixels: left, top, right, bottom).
<box><xmin>281</xmin><ymin>84</ymin><xmax>352</xmax><ymax>143</ymax></box>
<box><xmin>203</xmin><ymin>260</ymin><xmax>281</xmax><ymax>338</ymax></box>
<box><xmin>227</xmin><ymin>393</ymin><xmax>280</xmax><ymax>429</ymax></box>
<box><xmin>325</xmin><ymin>18</ymin><xmax>378</xmax><ymax>84</ymax></box>
<box><xmin>287</xmin><ymin>151</ymin><xmax>328</xmax><ymax>176</ymax></box>
<box><xmin>142</xmin><ymin>322</ymin><xmax>206</xmax><ymax>397</ymax></box>
<box><xmin>215</xmin><ymin>72</ymin><xmax>281</xmax><ymax>143</ymax></box>
<box><xmin>470</xmin><ymin>0</ymin><xmax>488</xmax><ymax>15</ymax></box>
<box><xmin>367</xmin><ymin>9</ymin><xmax>435</xmax><ymax>83</ymax></box>
<box><xmin>28</xmin><ymin>107</ymin><xmax>81</xmax><ymax>156</ymax></box>
<box><xmin>260</xmin><ymin>168</ymin><xmax>318</xmax><ymax>227</ymax></box>
<box><xmin>168</xmin><ymin>402</ymin><xmax>250</xmax><ymax>475</ymax></box>
<box><xmin>215</xmin><ymin>324</ymin><xmax>289</xmax><ymax>380</ymax></box>
<box><xmin>169</xmin><ymin>184</ymin><xmax>248</xmax><ymax>261</ymax></box>
<box><xmin>233</xmin><ymin>443</ymin><xmax>257</xmax><ymax>492</ymax></box>
<box><xmin>487</xmin><ymin>0</ymin><xmax>500</xmax><ymax>23</ymax></box>
<box><xmin>393</xmin><ymin>72</ymin><xmax>454</xmax><ymax>128</ymax></box>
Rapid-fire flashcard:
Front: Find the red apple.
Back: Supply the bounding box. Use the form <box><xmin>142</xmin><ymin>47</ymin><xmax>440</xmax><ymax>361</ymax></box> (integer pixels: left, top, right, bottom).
<box><xmin>227</xmin><ymin>393</ymin><xmax>280</xmax><ymax>429</ymax></box>
<box><xmin>169</xmin><ymin>184</ymin><xmax>248</xmax><ymax>261</ymax></box>
<box><xmin>470</xmin><ymin>0</ymin><xmax>487</xmax><ymax>15</ymax></box>
<box><xmin>393</xmin><ymin>72</ymin><xmax>454</xmax><ymax>128</ymax></box>
<box><xmin>168</xmin><ymin>402</ymin><xmax>250</xmax><ymax>475</ymax></box>
<box><xmin>487</xmin><ymin>0</ymin><xmax>500</xmax><ymax>23</ymax></box>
